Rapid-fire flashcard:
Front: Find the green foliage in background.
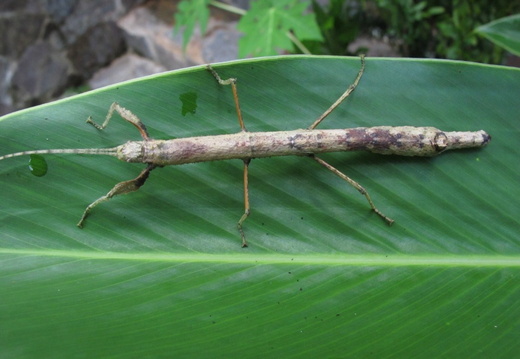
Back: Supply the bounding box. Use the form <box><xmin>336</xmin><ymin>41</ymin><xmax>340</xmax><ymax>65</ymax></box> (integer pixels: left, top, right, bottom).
<box><xmin>174</xmin><ymin>0</ymin><xmax>212</xmax><ymax>49</ymax></box>
<box><xmin>174</xmin><ymin>0</ymin><xmax>520</xmax><ymax>63</ymax></box>
<box><xmin>174</xmin><ymin>0</ymin><xmax>322</xmax><ymax>56</ymax></box>
<box><xmin>475</xmin><ymin>14</ymin><xmax>520</xmax><ymax>56</ymax></box>
<box><xmin>1</xmin><ymin>56</ymin><xmax>519</xmax><ymax>357</ymax></box>
<box><xmin>311</xmin><ymin>0</ymin><xmax>520</xmax><ymax>63</ymax></box>
<box><xmin>236</xmin><ymin>0</ymin><xmax>323</xmax><ymax>57</ymax></box>
<box><xmin>304</xmin><ymin>0</ymin><xmax>365</xmax><ymax>56</ymax></box>
<box><xmin>377</xmin><ymin>0</ymin><xmax>520</xmax><ymax>63</ymax></box>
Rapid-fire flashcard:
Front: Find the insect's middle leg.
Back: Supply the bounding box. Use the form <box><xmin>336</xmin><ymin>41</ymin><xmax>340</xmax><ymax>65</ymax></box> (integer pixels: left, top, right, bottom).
<box><xmin>77</xmin><ymin>164</ymin><xmax>157</xmax><ymax>228</ymax></box>
<box><xmin>310</xmin><ymin>155</ymin><xmax>394</xmax><ymax>225</ymax></box>
<box><xmin>308</xmin><ymin>55</ymin><xmax>365</xmax><ymax>130</ymax></box>
<box><xmin>207</xmin><ymin>66</ymin><xmax>254</xmax><ymax>246</ymax></box>
<box><xmin>237</xmin><ymin>159</ymin><xmax>252</xmax><ymax>247</ymax></box>
<box><xmin>206</xmin><ymin>65</ymin><xmax>246</xmax><ymax>132</ymax></box>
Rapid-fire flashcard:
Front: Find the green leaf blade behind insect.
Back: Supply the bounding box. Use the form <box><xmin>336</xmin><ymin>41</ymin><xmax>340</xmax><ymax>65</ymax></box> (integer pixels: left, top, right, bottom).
<box><xmin>0</xmin><ymin>57</ymin><xmax>519</xmax><ymax>357</ymax></box>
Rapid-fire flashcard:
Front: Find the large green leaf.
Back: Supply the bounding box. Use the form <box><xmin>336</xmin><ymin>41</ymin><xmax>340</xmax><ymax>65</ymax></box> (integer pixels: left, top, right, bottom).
<box><xmin>1</xmin><ymin>57</ymin><xmax>519</xmax><ymax>358</ymax></box>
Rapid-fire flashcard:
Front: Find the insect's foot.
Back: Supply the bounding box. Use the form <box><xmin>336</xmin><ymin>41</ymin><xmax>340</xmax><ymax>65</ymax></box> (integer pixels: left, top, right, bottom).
<box><xmin>77</xmin><ymin>212</ymin><xmax>89</xmax><ymax>228</ymax></box>
<box><xmin>374</xmin><ymin>209</ymin><xmax>394</xmax><ymax>226</ymax></box>
<box><xmin>238</xmin><ymin>227</ymin><xmax>248</xmax><ymax>248</ymax></box>
<box><xmin>86</xmin><ymin>116</ymin><xmax>104</xmax><ymax>131</ymax></box>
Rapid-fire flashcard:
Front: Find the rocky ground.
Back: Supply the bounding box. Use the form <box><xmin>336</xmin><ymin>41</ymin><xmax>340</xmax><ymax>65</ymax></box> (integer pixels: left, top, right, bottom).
<box><xmin>0</xmin><ymin>0</ymin><xmax>250</xmax><ymax>115</ymax></box>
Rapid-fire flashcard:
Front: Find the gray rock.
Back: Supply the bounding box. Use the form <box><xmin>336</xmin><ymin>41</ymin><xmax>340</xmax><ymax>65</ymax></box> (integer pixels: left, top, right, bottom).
<box><xmin>24</xmin><ymin>0</ymin><xmax>77</xmax><ymax>23</ymax></box>
<box><xmin>202</xmin><ymin>25</ymin><xmax>240</xmax><ymax>63</ymax></box>
<box><xmin>0</xmin><ymin>57</ymin><xmax>15</xmax><ymax>114</ymax></box>
<box><xmin>67</xmin><ymin>21</ymin><xmax>127</xmax><ymax>79</ymax></box>
<box><xmin>118</xmin><ymin>6</ymin><xmax>194</xmax><ymax>70</ymax></box>
<box><xmin>45</xmin><ymin>0</ymin><xmax>77</xmax><ymax>23</ymax></box>
<box><xmin>89</xmin><ymin>53</ymin><xmax>166</xmax><ymax>89</ymax></box>
<box><xmin>0</xmin><ymin>0</ymin><xmax>28</xmax><ymax>11</ymax></box>
<box><xmin>11</xmin><ymin>41</ymin><xmax>73</xmax><ymax>106</ymax></box>
<box><xmin>0</xmin><ymin>13</ymin><xmax>47</xmax><ymax>58</ymax></box>
<box><xmin>60</xmin><ymin>0</ymin><xmax>146</xmax><ymax>44</ymax></box>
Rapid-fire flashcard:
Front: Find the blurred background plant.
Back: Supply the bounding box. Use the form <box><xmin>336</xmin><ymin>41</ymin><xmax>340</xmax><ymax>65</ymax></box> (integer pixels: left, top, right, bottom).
<box><xmin>174</xmin><ymin>0</ymin><xmax>520</xmax><ymax>64</ymax></box>
<box><xmin>474</xmin><ymin>13</ymin><xmax>520</xmax><ymax>57</ymax></box>
<box><xmin>371</xmin><ymin>0</ymin><xmax>520</xmax><ymax>63</ymax></box>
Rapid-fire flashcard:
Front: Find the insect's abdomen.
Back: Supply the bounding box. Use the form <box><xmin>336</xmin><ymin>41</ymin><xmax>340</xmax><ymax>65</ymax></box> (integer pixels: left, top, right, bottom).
<box><xmin>249</xmin><ymin>127</ymin><xmax>448</xmax><ymax>157</ymax></box>
<box><xmin>249</xmin><ymin>127</ymin><xmax>489</xmax><ymax>158</ymax></box>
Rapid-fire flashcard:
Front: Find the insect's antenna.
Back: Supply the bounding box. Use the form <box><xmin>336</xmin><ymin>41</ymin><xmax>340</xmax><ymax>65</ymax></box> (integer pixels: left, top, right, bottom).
<box><xmin>0</xmin><ymin>147</ymin><xmax>120</xmax><ymax>161</ymax></box>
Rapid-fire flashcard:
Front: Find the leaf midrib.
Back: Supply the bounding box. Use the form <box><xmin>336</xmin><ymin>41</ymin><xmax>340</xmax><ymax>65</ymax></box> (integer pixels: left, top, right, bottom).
<box><xmin>1</xmin><ymin>249</ymin><xmax>519</xmax><ymax>267</ymax></box>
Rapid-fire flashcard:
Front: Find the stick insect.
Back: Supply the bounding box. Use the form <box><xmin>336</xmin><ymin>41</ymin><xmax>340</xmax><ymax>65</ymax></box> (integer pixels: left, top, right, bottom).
<box><xmin>0</xmin><ymin>57</ymin><xmax>490</xmax><ymax>247</ymax></box>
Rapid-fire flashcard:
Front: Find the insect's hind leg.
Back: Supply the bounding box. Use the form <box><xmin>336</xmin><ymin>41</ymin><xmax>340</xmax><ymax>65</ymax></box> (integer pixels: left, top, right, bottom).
<box><xmin>237</xmin><ymin>159</ymin><xmax>252</xmax><ymax>247</ymax></box>
<box><xmin>310</xmin><ymin>155</ymin><xmax>394</xmax><ymax>225</ymax></box>
<box><xmin>206</xmin><ymin>65</ymin><xmax>246</xmax><ymax>132</ymax></box>
<box><xmin>86</xmin><ymin>102</ymin><xmax>152</xmax><ymax>140</ymax></box>
<box><xmin>77</xmin><ymin>164</ymin><xmax>157</xmax><ymax>228</ymax></box>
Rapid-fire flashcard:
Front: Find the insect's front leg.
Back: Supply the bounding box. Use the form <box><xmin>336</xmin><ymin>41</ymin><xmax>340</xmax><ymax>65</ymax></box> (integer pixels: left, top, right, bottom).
<box><xmin>77</xmin><ymin>164</ymin><xmax>157</xmax><ymax>228</ymax></box>
<box><xmin>86</xmin><ymin>102</ymin><xmax>152</xmax><ymax>141</ymax></box>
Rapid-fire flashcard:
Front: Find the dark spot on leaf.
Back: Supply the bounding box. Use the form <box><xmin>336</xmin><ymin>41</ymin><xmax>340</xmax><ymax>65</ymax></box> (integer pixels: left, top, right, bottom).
<box><xmin>179</xmin><ymin>91</ymin><xmax>198</xmax><ymax>116</ymax></box>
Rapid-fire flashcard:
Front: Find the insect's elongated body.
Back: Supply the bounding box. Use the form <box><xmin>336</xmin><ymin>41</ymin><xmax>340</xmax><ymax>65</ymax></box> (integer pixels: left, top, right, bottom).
<box><xmin>116</xmin><ymin>126</ymin><xmax>489</xmax><ymax>165</ymax></box>
<box><xmin>0</xmin><ymin>57</ymin><xmax>491</xmax><ymax>247</ymax></box>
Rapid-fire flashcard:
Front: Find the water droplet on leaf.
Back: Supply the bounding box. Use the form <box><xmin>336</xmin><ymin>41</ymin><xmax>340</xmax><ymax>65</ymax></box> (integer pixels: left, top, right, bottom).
<box><xmin>29</xmin><ymin>154</ymin><xmax>48</xmax><ymax>177</ymax></box>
